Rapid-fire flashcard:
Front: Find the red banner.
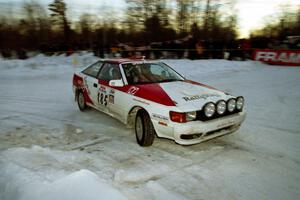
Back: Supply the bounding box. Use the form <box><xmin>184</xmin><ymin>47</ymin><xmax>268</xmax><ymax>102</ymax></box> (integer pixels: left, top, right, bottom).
<box><xmin>253</xmin><ymin>49</ymin><xmax>300</xmax><ymax>66</ymax></box>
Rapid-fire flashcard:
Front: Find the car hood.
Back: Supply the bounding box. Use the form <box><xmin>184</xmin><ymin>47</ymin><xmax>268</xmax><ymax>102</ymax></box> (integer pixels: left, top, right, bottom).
<box><xmin>158</xmin><ymin>80</ymin><xmax>233</xmax><ymax>110</ymax></box>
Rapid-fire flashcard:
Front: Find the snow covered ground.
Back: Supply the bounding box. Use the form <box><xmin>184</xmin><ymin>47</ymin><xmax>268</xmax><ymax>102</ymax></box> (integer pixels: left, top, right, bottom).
<box><xmin>0</xmin><ymin>53</ymin><xmax>300</xmax><ymax>200</ymax></box>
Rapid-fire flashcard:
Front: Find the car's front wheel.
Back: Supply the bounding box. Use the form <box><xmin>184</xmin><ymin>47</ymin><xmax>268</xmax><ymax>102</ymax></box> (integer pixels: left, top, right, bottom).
<box><xmin>135</xmin><ymin>110</ymin><xmax>155</xmax><ymax>146</ymax></box>
<box><xmin>77</xmin><ymin>91</ymin><xmax>87</xmax><ymax>111</ymax></box>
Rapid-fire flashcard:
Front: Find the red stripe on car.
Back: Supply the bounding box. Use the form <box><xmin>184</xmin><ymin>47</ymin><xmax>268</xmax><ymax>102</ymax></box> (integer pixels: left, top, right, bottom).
<box><xmin>82</xmin><ymin>89</ymin><xmax>93</xmax><ymax>105</ymax></box>
<box><xmin>73</xmin><ymin>74</ymin><xmax>93</xmax><ymax>105</ymax></box>
<box><xmin>133</xmin><ymin>84</ymin><xmax>175</xmax><ymax>106</ymax></box>
<box><xmin>99</xmin><ymin>80</ymin><xmax>175</xmax><ymax>106</ymax></box>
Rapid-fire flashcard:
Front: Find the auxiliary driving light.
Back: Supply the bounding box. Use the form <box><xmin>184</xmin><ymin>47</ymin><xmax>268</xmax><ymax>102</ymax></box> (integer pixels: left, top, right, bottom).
<box><xmin>204</xmin><ymin>102</ymin><xmax>216</xmax><ymax>117</ymax></box>
<box><xmin>227</xmin><ymin>98</ymin><xmax>236</xmax><ymax>112</ymax></box>
<box><xmin>216</xmin><ymin>100</ymin><xmax>226</xmax><ymax>115</ymax></box>
<box><xmin>236</xmin><ymin>96</ymin><xmax>244</xmax><ymax>110</ymax></box>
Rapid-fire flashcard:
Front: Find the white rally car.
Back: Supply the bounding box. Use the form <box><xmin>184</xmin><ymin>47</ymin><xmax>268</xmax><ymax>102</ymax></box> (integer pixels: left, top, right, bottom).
<box><xmin>72</xmin><ymin>58</ymin><xmax>246</xmax><ymax>146</ymax></box>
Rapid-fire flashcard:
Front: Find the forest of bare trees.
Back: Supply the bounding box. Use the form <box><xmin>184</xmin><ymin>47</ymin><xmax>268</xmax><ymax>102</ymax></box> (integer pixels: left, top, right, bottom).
<box><xmin>0</xmin><ymin>0</ymin><xmax>299</xmax><ymax>58</ymax></box>
<box><xmin>250</xmin><ymin>4</ymin><xmax>300</xmax><ymax>49</ymax></box>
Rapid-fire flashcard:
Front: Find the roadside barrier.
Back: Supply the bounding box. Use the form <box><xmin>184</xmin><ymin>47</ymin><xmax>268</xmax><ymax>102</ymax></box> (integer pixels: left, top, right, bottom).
<box><xmin>253</xmin><ymin>49</ymin><xmax>300</xmax><ymax>66</ymax></box>
<box><xmin>1</xmin><ymin>48</ymin><xmax>254</xmax><ymax>60</ymax></box>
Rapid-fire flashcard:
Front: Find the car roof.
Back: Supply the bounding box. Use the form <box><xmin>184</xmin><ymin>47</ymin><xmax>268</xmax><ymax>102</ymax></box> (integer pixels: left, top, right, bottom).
<box><xmin>103</xmin><ymin>58</ymin><xmax>157</xmax><ymax>64</ymax></box>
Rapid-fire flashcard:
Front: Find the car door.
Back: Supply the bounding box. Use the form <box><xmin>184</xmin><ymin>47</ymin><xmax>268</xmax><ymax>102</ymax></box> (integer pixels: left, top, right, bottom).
<box><xmin>81</xmin><ymin>61</ymin><xmax>103</xmax><ymax>106</ymax></box>
<box><xmin>97</xmin><ymin>63</ymin><xmax>127</xmax><ymax>120</ymax></box>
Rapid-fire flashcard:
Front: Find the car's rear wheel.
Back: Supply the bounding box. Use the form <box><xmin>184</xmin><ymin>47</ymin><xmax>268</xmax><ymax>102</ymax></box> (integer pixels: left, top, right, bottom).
<box><xmin>135</xmin><ymin>110</ymin><xmax>155</xmax><ymax>146</ymax></box>
<box><xmin>77</xmin><ymin>91</ymin><xmax>87</xmax><ymax>111</ymax></box>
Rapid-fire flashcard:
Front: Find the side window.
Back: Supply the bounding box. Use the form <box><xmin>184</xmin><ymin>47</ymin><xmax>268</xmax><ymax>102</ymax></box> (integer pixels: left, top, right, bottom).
<box><xmin>98</xmin><ymin>63</ymin><xmax>121</xmax><ymax>81</ymax></box>
<box><xmin>82</xmin><ymin>61</ymin><xmax>103</xmax><ymax>78</ymax></box>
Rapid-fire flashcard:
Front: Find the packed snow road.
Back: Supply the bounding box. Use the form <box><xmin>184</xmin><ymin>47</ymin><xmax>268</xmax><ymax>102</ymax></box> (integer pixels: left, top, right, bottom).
<box><xmin>0</xmin><ymin>53</ymin><xmax>300</xmax><ymax>200</ymax></box>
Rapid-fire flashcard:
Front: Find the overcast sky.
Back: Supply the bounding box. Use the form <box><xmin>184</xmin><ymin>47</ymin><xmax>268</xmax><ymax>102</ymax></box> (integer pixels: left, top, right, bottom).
<box><xmin>236</xmin><ymin>0</ymin><xmax>300</xmax><ymax>37</ymax></box>
<box><xmin>0</xmin><ymin>0</ymin><xmax>299</xmax><ymax>38</ymax></box>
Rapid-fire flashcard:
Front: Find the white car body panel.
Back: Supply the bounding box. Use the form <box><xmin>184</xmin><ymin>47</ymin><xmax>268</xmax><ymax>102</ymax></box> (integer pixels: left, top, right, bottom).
<box><xmin>159</xmin><ymin>81</ymin><xmax>233</xmax><ymax>110</ymax></box>
<box><xmin>73</xmin><ymin>60</ymin><xmax>246</xmax><ymax>145</ymax></box>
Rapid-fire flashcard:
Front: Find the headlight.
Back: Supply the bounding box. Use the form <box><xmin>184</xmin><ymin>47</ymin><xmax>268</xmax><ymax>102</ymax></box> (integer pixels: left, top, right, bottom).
<box><xmin>236</xmin><ymin>96</ymin><xmax>244</xmax><ymax>110</ymax></box>
<box><xmin>227</xmin><ymin>98</ymin><xmax>236</xmax><ymax>112</ymax></box>
<box><xmin>186</xmin><ymin>111</ymin><xmax>197</xmax><ymax>121</ymax></box>
<box><xmin>204</xmin><ymin>102</ymin><xmax>215</xmax><ymax>117</ymax></box>
<box><xmin>216</xmin><ymin>100</ymin><xmax>226</xmax><ymax>115</ymax></box>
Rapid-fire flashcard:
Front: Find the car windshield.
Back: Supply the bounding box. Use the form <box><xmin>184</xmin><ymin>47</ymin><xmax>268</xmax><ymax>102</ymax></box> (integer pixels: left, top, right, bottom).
<box><xmin>122</xmin><ymin>62</ymin><xmax>184</xmax><ymax>84</ymax></box>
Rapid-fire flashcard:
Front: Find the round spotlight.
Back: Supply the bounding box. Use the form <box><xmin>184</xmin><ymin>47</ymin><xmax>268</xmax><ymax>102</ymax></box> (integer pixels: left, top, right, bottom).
<box><xmin>227</xmin><ymin>99</ymin><xmax>236</xmax><ymax>112</ymax></box>
<box><xmin>216</xmin><ymin>100</ymin><xmax>226</xmax><ymax>115</ymax></box>
<box><xmin>236</xmin><ymin>96</ymin><xmax>244</xmax><ymax>110</ymax></box>
<box><xmin>204</xmin><ymin>102</ymin><xmax>216</xmax><ymax>117</ymax></box>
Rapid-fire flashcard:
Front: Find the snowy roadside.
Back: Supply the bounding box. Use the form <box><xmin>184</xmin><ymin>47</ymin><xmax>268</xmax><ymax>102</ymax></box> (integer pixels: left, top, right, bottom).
<box><xmin>0</xmin><ymin>54</ymin><xmax>300</xmax><ymax>200</ymax></box>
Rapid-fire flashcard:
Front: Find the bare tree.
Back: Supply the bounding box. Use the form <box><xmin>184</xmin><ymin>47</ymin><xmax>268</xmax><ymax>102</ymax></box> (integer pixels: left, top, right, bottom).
<box><xmin>177</xmin><ymin>0</ymin><xmax>189</xmax><ymax>34</ymax></box>
<box><xmin>124</xmin><ymin>0</ymin><xmax>144</xmax><ymax>32</ymax></box>
<box><xmin>48</xmin><ymin>0</ymin><xmax>70</xmax><ymax>42</ymax></box>
<box><xmin>251</xmin><ymin>4</ymin><xmax>300</xmax><ymax>39</ymax></box>
<box><xmin>77</xmin><ymin>13</ymin><xmax>96</xmax><ymax>48</ymax></box>
<box><xmin>21</xmin><ymin>1</ymin><xmax>51</xmax><ymax>49</ymax></box>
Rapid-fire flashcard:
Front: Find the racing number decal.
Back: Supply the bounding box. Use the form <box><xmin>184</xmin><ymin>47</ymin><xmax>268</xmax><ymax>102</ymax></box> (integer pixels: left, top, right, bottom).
<box><xmin>98</xmin><ymin>92</ymin><xmax>108</xmax><ymax>106</ymax></box>
<box><xmin>98</xmin><ymin>86</ymin><xmax>108</xmax><ymax>106</ymax></box>
<box><xmin>98</xmin><ymin>87</ymin><xmax>115</xmax><ymax>106</ymax></box>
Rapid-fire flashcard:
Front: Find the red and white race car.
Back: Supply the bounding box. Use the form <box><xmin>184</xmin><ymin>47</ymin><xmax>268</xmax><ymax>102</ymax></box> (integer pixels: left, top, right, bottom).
<box><xmin>72</xmin><ymin>59</ymin><xmax>246</xmax><ymax>146</ymax></box>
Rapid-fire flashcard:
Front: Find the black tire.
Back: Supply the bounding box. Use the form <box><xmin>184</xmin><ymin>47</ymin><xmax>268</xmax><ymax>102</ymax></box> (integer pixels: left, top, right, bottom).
<box><xmin>135</xmin><ymin>110</ymin><xmax>155</xmax><ymax>146</ymax></box>
<box><xmin>77</xmin><ymin>91</ymin><xmax>87</xmax><ymax>111</ymax></box>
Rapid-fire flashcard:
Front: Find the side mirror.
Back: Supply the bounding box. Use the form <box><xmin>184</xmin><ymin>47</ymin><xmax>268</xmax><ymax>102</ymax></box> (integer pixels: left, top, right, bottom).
<box><xmin>109</xmin><ymin>79</ymin><xmax>124</xmax><ymax>87</ymax></box>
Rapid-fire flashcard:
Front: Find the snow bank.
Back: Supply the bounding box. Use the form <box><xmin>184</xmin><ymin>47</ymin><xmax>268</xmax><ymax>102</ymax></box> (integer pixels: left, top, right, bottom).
<box><xmin>21</xmin><ymin>169</ymin><xmax>127</xmax><ymax>200</ymax></box>
<box><xmin>0</xmin><ymin>146</ymin><xmax>127</xmax><ymax>200</ymax></box>
<box><xmin>0</xmin><ymin>52</ymin><xmax>98</xmax><ymax>78</ymax></box>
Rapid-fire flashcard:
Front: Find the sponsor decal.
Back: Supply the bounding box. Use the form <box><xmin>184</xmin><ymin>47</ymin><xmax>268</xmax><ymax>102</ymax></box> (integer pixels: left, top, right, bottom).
<box><xmin>100</xmin><ymin>85</ymin><xmax>107</xmax><ymax>93</ymax></box>
<box><xmin>128</xmin><ymin>86</ymin><xmax>139</xmax><ymax>95</ymax></box>
<box><xmin>109</xmin><ymin>89</ymin><xmax>115</xmax><ymax>94</ymax></box>
<box><xmin>109</xmin><ymin>95</ymin><xmax>114</xmax><ymax>104</ymax></box>
<box><xmin>183</xmin><ymin>94</ymin><xmax>221</xmax><ymax>101</ymax></box>
<box><xmin>152</xmin><ymin>114</ymin><xmax>169</xmax><ymax>121</ymax></box>
<box><xmin>253</xmin><ymin>49</ymin><xmax>300</xmax><ymax>66</ymax></box>
<box><xmin>152</xmin><ymin>114</ymin><xmax>169</xmax><ymax>126</ymax></box>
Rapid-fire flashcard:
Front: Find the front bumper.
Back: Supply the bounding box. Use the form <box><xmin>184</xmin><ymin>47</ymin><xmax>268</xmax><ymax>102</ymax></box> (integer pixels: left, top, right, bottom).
<box><xmin>172</xmin><ymin>111</ymin><xmax>246</xmax><ymax>145</ymax></box>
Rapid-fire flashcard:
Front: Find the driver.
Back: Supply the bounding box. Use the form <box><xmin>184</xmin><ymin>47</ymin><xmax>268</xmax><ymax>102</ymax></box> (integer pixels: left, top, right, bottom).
<box><xmin>139</xmin><ymin>65</ymin><xmax>154</xmax><ymax>82</ymax></box>
<box><xmin>133</xmin><ymin>64</ymin><xmax>163</xmax><ymax>83</ymax></box>
<box><xmin>132</xmin><ymin>65</ymin><xmax>152</xmax><ymax>82</ymax></box>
